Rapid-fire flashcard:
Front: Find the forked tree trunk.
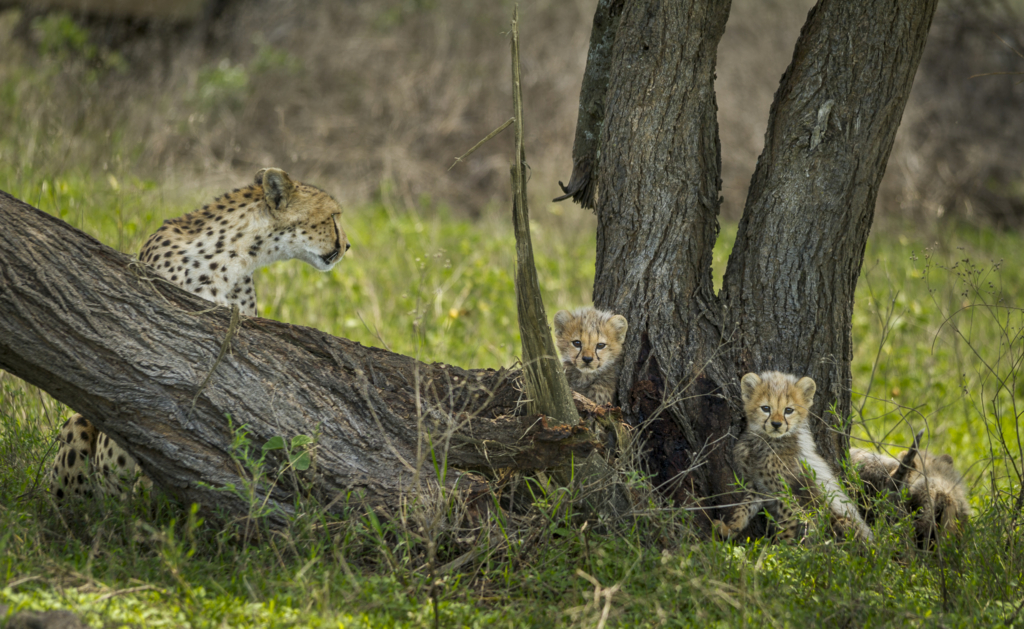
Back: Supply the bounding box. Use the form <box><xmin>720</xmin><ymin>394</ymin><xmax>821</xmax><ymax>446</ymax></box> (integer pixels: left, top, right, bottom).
<box><xmin>0</xmin><ymin>191</ymin><xmax>603</xmax><ymax>524</ymax></box>
<box><xmin>573</xmin><ymin>0</ymin><xmax>938</xmax><ymax>520</ymax></box>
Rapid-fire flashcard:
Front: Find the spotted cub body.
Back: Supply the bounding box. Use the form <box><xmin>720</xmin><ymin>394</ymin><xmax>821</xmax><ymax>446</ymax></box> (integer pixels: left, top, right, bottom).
<box><xmin>713</xmin><ymin>371</ymin><xmax>872</xmax><ymax>542</ymax></box>
<box><xmin>850</xmin><ymin>446</ymin><xmax>971</xmax><ymax>545</ymax></box>
<box><xmin>50</xmin><ymin>168</ymin><xmax>350</xmax><ymax>503</ymax></box>
<box><xmin>553</xmin><ymin>307</ymin><xmax>628</xmax><ymax>405</ymax></box>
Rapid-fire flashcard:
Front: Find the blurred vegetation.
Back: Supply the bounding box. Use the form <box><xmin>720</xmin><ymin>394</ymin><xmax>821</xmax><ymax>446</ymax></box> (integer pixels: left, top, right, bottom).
<box><xmin>1</xmin><ymin>1</ymin><xmax>1023</xmax><ymax>627</ymax></box>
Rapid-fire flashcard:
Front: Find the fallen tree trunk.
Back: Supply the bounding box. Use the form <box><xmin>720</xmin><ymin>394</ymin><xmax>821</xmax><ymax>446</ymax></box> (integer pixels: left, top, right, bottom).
<box><xmin>0</xmin><ymin>190</ymin><xmax>602</xmax><ymax>524</ymax></box>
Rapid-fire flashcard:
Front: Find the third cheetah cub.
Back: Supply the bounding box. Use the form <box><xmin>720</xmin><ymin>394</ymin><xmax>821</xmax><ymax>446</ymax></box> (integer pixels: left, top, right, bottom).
<box><xmin>553</xmin><ymin>307</ymin><xmax>628</xmax><ymax>405</ymax></box>
<box><xmin>713</xmin><ymin>371</ymin><xmax>873</xmax><ymax>542</ymax></box>
<box><xmin>851</xmin><ymin>445</ymin><xmax>971</xmax><ymax>546</ymax></box>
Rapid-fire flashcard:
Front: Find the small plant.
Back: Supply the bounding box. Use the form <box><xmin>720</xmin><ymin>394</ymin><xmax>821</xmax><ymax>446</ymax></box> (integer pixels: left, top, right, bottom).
<box><xmin>261</xmin><ymin>434</ymin><xmax>314</xmax><ymax>472</ymax></box>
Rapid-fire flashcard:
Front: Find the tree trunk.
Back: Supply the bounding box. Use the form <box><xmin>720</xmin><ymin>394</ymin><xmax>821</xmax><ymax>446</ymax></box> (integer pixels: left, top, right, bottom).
<box><xmin>579</xmin><ymin>0</ymin><xmax>938</xmax><ymax>522</ymax></box>
<box><xmin>0</xmin><ymin>191</ymin><xmax>603</xmax><ymax>525</ymax></box>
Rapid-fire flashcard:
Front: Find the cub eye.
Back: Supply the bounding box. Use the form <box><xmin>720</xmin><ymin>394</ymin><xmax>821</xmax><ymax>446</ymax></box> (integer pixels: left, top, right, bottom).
<box><xmin>784</xmin><ymin>407</ymin><xmax>794</xmax><ymax>415</ymax></box>
<box><xmin>595</xmin><ymin>343</ymin><xmax>606</xmax><ymax>350</ymax></box>
<box><xmin>760</xmin><ymin>406</ymin><xmax>770</xmax><ymax>414</ymax></box>
<box><xmin>572</xmin><ymin>340</ymin><xmax>582</xmax><ymax>348</ymax></box>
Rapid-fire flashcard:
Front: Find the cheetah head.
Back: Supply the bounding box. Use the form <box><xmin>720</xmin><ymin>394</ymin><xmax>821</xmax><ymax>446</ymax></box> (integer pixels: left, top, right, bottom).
<box><xmin>740</xmin><ymin>371</ymin><xmax>816</xmax><ymax>439</ymax></box>
<box><xmin>257</xmin><ymin>167</ymin><xmax>350</xmax><ymax>271</ymax></box>
<box><xmin>553</xmin><ymin>308</ymin><xmax>628</xmax><ymax>374</ymax></box>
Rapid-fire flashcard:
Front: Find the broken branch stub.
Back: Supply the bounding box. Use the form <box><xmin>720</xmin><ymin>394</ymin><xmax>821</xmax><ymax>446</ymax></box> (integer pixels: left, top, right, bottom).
<box><xmin>509</xmin><ymin>8</ymin><xmax>580</xmax><ymax>427</ymax></box>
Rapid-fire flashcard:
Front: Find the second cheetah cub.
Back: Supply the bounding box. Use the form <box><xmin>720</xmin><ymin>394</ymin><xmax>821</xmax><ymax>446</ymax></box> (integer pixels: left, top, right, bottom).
<box><xmin>553</xmin><ymin>307</ymin><xmax>628</xmax><ymax>405</ymax></box>
<box><xmin>713</xmin><ymin>371</ymin><xmax>873</xmax><ymax>542</ymax></box>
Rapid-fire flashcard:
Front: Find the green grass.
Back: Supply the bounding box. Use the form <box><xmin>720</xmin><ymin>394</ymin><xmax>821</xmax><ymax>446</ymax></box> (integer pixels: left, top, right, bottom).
<box><xmin>2</xmin><ymin>13</ymin><xmax>1024</xmax><ymax>628</ymax></box>
<box><xmin>3</xmin><ymin>170</ymin><xmax>1022</xmax><ymax>628</ymax></box>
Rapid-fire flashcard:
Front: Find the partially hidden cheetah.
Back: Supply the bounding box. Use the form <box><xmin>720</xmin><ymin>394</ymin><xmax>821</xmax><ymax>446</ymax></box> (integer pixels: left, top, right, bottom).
<box><xmin>712</xmin><ymin>371</ymin><xmax>873</xmax><ymax>543</ymax></box>
<box><xmin>50</xmin><ymin>168</ymin><xmax>350</xmax><ymax>502</ymax></box>
<box><xmin>553</xmin><ymin>307</ymin><xmax>628</xmax><ymax>406</ymax></box>
<box><xmin>851</xmin><ymin>445</ymin><xmax>971</xmax><ymax>546</ymax></box>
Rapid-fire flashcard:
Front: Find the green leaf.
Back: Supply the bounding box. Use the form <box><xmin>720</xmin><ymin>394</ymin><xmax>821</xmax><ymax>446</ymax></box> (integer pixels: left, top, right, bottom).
<box><xmin>262</xmin><ymin>436</ymin><xmax>285</xmax><ymax>453</ymax></box>
<box><xmin>291</xmin><ymin>452</ymin><xmax>311</xmax><ymax>471</ymax></box>
<box><xmin>290</xmin><ymin>434</ymin><xmax>314</xmax><ymax>448</ymax></box>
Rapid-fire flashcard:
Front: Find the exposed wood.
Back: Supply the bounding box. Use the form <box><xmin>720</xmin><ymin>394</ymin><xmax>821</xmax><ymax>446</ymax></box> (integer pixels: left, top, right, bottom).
<box><xmin>510</xmin><ymin>8</ymin><xmax>580</xmax><ymax>427</ymax></box>
<box><xmin>0</xmin><ymin>190</ymin><xmax>603</xmax><ymax>524</ymax></box>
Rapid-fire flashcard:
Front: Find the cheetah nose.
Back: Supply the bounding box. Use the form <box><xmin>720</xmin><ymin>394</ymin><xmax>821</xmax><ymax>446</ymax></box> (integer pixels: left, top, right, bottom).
<box><xmin>345</xmin><ymin>242</ymin><xmax>351</xmax><ymax>252</ymax></box>
<box><xmin>771</xmin><ymin>421</ymin><xmax>783</xmax><ymax>429</ymax></box>
<box><xmin>581</xmin><ymin>355</ymin><xmax>594</xmax><ymax>364</ymax></box>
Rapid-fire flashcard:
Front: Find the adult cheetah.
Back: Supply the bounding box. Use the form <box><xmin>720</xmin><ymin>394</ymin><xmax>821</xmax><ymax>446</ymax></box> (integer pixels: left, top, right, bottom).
<box><xmin>50</xmin><ymin>167</ymin><xmax>350</xmax><ymax>502</ymax></box>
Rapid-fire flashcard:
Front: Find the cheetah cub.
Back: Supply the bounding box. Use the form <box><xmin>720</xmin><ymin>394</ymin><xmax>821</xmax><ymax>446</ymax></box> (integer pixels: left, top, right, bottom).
<box><xmin>553</xmin><ymin>307</ymin><xmax>628</xmax><ymax>405</ymax></box>
<box><xmin>851</xmin><ymin>446</ymin><xmax>971</xmax><ymax>546</ymax></box>
<box><xmin>713</xmin><ymin>371</ymin><xmax>873</xmax><ymax>542</ymax></box>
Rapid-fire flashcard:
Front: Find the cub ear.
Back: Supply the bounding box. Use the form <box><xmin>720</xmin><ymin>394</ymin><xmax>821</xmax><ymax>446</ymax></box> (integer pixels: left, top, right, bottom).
<box><xmin>608</xmin><ymin>314</ymin><xmax>628</xmax><ymax>339</ymax></box>
<box><xmin>795</xmin><ymin>376</ymin><xmax>816</xmax><ymax>406</ymax></box>
<box><xmin>938</xmin><ymin>454</ymin><xmax>954</xmax><ymax>465</ymax></box>
<box><xmin>553</xmin><ymin>310</ymin><xmax>572</xmax><ymax>334</ymax></box>
<box><xmin>740</xmin><ymin>373</ymin><xmax>761</xmax><ymax>403</ymax></box>
<box><xmin>256</xmin><ymin>168</ymin><xmax>296</xmax><ymax>213</ymax></box>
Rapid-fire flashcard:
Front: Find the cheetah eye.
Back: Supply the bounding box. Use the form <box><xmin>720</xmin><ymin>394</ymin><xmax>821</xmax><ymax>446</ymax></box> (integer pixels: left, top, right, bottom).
<box><xmin>784</xmin><ymin>407</ymin><xmax>794</xmax><ymax>415</ymax></box>
<box><xmin>572</xmin><ymin>340</ymin><xmax>582</xmax><ymax>348</ymax></box>
<box><xmin>760</xmin><ymin>405</ymin><xmax>770</xmax><ymax>414</ymax></box>
<box><xmin>596</xmin><ymin>343</ymin><xmax>606</xmax><ymax>350</ymax></box>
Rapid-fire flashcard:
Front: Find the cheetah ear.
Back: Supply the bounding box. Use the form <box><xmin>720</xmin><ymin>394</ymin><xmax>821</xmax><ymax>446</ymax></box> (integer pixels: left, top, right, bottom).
<box><xmin>795</xmin><ymin>376</ymin><xmax>816</xmax><ymax>406</ymax></box>
<box><xmin>256</xmin><ymin>167</ymin><xmax>296</xmax><ymax>213</ymax></box>
<box><xmin>608</xmin><ymin>314</ymin><xmax>628</xmax><ymax>340</ymax></box>
<box><xmin>553</xmin><ymin>310</ymin><xmax>572</xmax><ymax>334</ymax></box>
<box><xmin>740</xmin><ymin>373</ymin><xmax>761</xmax><ymax>403</ymax></box>
<box><xmin>938</xmin><ymin>454</ymin><xmax>953</xmax><ymax>465</ymax></box>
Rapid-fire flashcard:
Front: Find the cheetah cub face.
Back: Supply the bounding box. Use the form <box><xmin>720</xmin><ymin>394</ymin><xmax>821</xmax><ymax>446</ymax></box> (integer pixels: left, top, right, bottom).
<box><xmin>740</xmin><ymin>371</ymin><xmax>816</xmax><ymax>439</ymax></box>
<box><xmin>553</xmin><ymin>308</ymin><xmax>628</xmax><ymax>375</ymax></box>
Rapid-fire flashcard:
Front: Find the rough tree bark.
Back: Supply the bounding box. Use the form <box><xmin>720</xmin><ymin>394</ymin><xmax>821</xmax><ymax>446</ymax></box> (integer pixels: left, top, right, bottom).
<box><xmin>0</xmin><ymin>191</ymin><xmax>603</xmax><ymax>524</ymax></box>
<box><xmin>569</xmin><ymin>0</ymin><xmax>938</xmax><ymax>521</ymax></box>
<box><xmin>553</xmin><ymin>0</ymin><xmax>624</xmax><ymax>209</ymax></box>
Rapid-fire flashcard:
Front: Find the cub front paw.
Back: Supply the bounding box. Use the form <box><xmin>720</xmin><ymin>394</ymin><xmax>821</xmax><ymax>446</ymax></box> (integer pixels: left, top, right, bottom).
<box><xmin>711</xmin><ymin>519</ymin><xmax>733</xmax><ymax>540</ymax></box>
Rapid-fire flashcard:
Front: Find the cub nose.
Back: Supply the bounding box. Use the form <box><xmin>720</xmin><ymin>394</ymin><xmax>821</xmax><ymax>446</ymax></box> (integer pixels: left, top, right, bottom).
<box><xmin>581</xmin><ymin>355</ymin><xmax>594</xmax><ymax>364</ymax></box>
<box><xmin>771</xmin><ymin>421</ymin><xmax>783</xmax><ymax>429</ymax></box>
<box><xmin>345</xmin><ymin>242</ymin><xmax>351</xmax><ymax>251</ymax></box>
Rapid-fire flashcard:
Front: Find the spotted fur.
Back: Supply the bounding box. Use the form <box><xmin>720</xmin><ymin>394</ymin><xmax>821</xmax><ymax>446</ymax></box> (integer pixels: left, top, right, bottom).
<box><xmin>712</xmin><ymin>371</ymin><xmax>873</xmax><ymax>543</ymax></box>
<box><xmin>553</xmin><ymin>307</ymin><xmax>628</xmax><ymax>405</ymax></box>
<box><xmin>50</xmin><ymin>168</ymin><xmax>350</xmax><ymax>503</ymax></box>
<box><xmin>137</xmin><ymin>167</ymin><xmax>349</xmax><ymax>316</ymax></box>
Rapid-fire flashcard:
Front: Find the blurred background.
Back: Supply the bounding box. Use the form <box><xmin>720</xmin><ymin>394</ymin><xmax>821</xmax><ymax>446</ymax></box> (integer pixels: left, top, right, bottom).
<box><xmin>1</xmin><ymin>0</ymin><xmax>1022</xmax><ymax>225</ymax></box>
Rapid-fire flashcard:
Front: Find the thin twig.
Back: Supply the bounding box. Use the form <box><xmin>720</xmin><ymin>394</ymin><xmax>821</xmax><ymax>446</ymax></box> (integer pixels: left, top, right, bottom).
<box><xmin>189</xmin><ymin>305</ymin><xmax>240</xmax><ymax>420</ymax></box>
<box><xmin>448</xmin><ymin>117</ymin><xmax>515</xmax><ymax>171</ymax></box>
